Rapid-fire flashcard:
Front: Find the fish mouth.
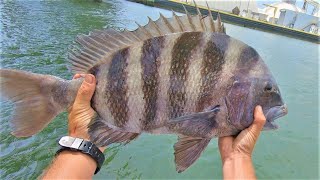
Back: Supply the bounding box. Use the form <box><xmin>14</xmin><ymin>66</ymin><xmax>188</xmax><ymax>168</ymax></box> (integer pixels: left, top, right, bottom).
<box><xmin>264</xmin><ymin>104</ymin><xmax>288</xmax><ymax>129</ymax></box>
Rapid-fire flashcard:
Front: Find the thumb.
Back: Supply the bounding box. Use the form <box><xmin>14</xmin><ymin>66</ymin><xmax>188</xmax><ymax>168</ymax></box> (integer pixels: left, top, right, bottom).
<box><xmin>249</xmin><ymin>105</ymin><xmax>266</xmax><ymax>137</ymax></box>
<box><xmin>74</xmin><ymin>74</ymin><xmax>96</xmax><ymax>106</ymax></box>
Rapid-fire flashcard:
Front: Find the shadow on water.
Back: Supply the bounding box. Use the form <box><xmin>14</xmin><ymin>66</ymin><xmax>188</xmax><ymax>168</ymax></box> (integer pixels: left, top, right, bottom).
<box><xmin>0</xmin><ymin>0</ymin><xmax>319</xmax><ymax>179</ymax></box>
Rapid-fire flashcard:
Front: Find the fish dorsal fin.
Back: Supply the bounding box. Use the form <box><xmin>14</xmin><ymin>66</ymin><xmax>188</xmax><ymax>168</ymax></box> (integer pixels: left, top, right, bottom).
<box><xmin>68</xmin><ymin>4</ymin><xmax>226</xmax><ymax>74</ymax></box>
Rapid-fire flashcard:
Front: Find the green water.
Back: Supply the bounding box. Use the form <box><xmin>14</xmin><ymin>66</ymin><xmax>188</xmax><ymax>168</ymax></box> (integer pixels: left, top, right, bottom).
<box><xmin>0</xmin><ymin>0</ymin><xmax>318</xmax><ymax>179</ymax></box>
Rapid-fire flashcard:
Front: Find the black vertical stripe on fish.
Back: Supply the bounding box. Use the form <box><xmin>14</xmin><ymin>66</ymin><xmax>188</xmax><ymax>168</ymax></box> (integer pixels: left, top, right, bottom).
<box><xmin>89</xmin><ymin>64</ymin><xmax>101</xmax><ymax>110</ymax></box>
<box><xmin>237</xmin><ymin>46</ymin><xmax>260</xmax><ymax>74</ymax></box>
<box><xmin>141</xmin><ymin>36</ymin><xmax>165</xmax><ymax>129</ymax></box>
<box><xmin>169</xmin><ymin>32</ymin><xmax>202</xmax><ymax>119</ymax></box>
<box><xmin>88</xmin><ymin>64</ymin><xmax>100</xmax><ymax>76</ymax></box>
<box><xmin>183</xmin><ymin>33</ymin><xmax>211</xmax><ymax>114</ymax></box>
<box><xmin>106</xmin><ymin>48</ymin><xmax>129</xmax><ymax>127</ymax></box>
<box><xmin>212</xmin><ymin>33</ymin><xmax>230</xmax><ymax>53</ymax></box>
<box><xmin>196</xmin><ymin>37</ymin><xmax>225</xmax><ymax>112</ymax></box>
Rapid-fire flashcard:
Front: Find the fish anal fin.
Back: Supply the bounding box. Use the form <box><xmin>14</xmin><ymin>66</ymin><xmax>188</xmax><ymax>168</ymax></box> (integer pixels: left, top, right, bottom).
<box><xmin>174</xmin><ymin>136</ymin><xmax>211</xmax><ymax>173</ymax></box>
<box><xmin>88</xmin><ymin>118</ymin><xmax>139</xmax><ymax>147</ymax></box>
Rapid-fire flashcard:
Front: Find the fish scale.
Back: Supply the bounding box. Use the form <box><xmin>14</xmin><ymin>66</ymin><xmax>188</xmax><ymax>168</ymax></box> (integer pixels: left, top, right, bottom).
<box><xmin>0</xmin><ymin>2</ymin><xmax>288</xmax><ymax>173</ymax></box>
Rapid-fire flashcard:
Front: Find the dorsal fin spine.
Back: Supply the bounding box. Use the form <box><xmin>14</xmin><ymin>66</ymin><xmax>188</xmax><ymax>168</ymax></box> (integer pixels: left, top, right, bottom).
<box><xmin>103</xmin><ymin>29</ymin><xmax>131</xmax><ymax>45</ymax></box>
<box><xmin>182</xmin><ymin>4</ymin><xmax>189</xmax><ymax>14</ymax></box>
<box><xmin>193</xmin><ymin>0</ymin><xmax>202</xmax><ymax>16</ymax></box>
<box><xmin>69</xmin><ymin>58</ymin><xmax>88</xmax><ymax>70</ymax></box>
<box><xmin>88</xmin><ymin>33</ymin><xmax>109</xmax><ymax>45</ymax></box>
<box><xmin>69</xmin><ymin>51</ymin><xmax>93</xmax><ymax>66</ymax></box>
<box><xmin>121</xmin><ymin>29</ymin><xmax>138</xmax><ymax>43</ymax></box>
<box><xmin>69</xmin><ymin>49</ymin><xmax>97</xmax><ymax>66</ymax></box>
<box><xmin>103</xmin><ymin>33</ymin><xmax>126</xmax><ymax>47</ymax></box>
<box><xmin>112</xmin><ymin>30</ymin><xmax>134</xmax><ymax>43</ymax></box>
<box><xmin>200</xmin><ymin>15</ymin><xmax>207</xmax><ymax>31</ymax></box>
<box><xmin>76</xmin><ymin>36</ymin><xmax>106</xmax><ymax>56</ymax></box>
<box><xmin>135</xmin><ymin>22</ymin><xmax>153</xmax><ymax>38</ymax></box>
<box><xmin>206</xmin><ymin>1</ymin><xmax>215</xmax><ymax>32</ymax></box>
<box><xmin>81</xmin><ymin>48</ymin><xmax>101</xmax><ymax>59</ymax></box>
<box><xmin>160</xmin><ymin>13</ymin><xmax>175</xmax><ymax>33</ymax></box>
<box><xmin>183</xmin><ymin>5</ymin><xmax>196</xmax><ymax>31</ymax></box>
<box><xmin>216</xmin><ymin>12</ymin><xmax>222</xmax><ymax>32</ymax></box>
<box><xmin>72</xmin><ymin>52</ymin><xmax>98</xmax><ymax>65</ymax></box>
<box><xmin>83</xmin><ymin>35</ymin><xmax>111</xmax><ymax>53</ymax></box>
<box><xmin>172</xmin><ymin>11</ymin><xmax>185</xmax><ymax>31</ymax></box>
<box><xmin>147</xmin><ymin>16</ymin><xmax>163</xmax><ymax>36</ymax></box>
<box><xmin>68</xmin><ymin>53</ymin><xmax>92</xmax><ymax>70</ymax></box>
<box><xmin>192</xmin><ymin>0</ymin><xmax>205</xmax><ymax>31</ymax></box>
<box><xmin>124</xmin><ymin>29</ymin><xmax>142</xmax><ymax>41</ymax></box>
<box><xmin>99</xmin><ymin>35</ymin><xmax>120</xmax><ymax>48</ymax></box>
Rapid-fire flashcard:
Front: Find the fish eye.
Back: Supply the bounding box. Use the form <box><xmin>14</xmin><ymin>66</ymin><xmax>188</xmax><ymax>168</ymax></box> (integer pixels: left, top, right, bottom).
<box><xmin>264</xmin><ymin>82</ymin><xmax>273</xmax><ymax>92</ymax></box>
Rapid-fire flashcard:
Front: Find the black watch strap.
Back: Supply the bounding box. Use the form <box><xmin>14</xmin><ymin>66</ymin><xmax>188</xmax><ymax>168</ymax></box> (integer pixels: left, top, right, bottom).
<box><xmin>56</xmin><ymin>136</ymin><xmax>105</xmax><ymax>174</ymax></box>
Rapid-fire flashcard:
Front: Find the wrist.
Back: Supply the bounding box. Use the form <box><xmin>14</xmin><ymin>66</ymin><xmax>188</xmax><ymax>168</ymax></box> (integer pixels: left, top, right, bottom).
<box><xmin>68</xmin><ymin>133</ymin><xmax>106</xmax><ymax>152</ymax></box>
<box><xmin>222</xmin><ymin>152</ymin><xmax>252</xmax><ymax>165</ymax></box>
<box><xmin>69</xmin><ymin>130</ymin><xmax>90</xmax><ymax>140</ymax></box>
<box><xmin>47</xmin><ymin>150</ymin><xmax>97</xmax><ymax>178</ymax></box>
<box><xmin>222</xmin><ymin>153</ymin><xmax>256</xmax><ymax>179</ymax></box>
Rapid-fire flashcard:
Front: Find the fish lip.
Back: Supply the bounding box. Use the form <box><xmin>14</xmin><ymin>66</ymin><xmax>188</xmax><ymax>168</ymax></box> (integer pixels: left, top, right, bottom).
<box><xmin>265</xmin><ymin>104</ymin><xmax>288</xmax><ymax>123</ymax></box>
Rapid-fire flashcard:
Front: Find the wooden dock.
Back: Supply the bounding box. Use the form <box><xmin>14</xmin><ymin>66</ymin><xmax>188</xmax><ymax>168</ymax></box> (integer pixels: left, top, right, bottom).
<box><xmin>130</xmin><ymin>0</ymin><xmax>320</xmax><ymax>44</ymax></box>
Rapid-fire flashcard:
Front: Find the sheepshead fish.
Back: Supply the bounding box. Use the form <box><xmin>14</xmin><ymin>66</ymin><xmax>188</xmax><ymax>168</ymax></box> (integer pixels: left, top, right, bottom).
<box><xmin>0</xmin><ymin>4</ymin><xmax>288</xmax><ymax>172</ymax></box>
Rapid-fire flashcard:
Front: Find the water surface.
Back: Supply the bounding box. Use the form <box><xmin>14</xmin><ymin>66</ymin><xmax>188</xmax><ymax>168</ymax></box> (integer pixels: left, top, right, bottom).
<box><xmin>0</xmin><ymin>0</ymin><xmax>318</xmax><ymax>179</ymax></box>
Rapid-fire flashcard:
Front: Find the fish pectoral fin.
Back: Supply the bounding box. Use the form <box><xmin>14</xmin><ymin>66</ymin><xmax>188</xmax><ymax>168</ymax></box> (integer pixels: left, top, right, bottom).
<box><xmin>167</xmin><ymin>106</ymin><xmax>220</xmax><ymax>137</ymax></box>
<box><xmin>88</xmin><ymin>119</ymin><xmax>139</xmax><ymax>147</ymax></box>
<box><xmin>174</xmin><ymin>136</ymin><xmax>211</xmax><ymax>173</ymax></box>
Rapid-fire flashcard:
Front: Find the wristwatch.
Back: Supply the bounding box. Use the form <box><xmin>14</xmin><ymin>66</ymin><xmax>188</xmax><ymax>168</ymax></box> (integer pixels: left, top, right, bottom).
<box><xmin>56</xmin><ymin>136</ymin><xmax>105</xmax><ymax>174</ymax></box>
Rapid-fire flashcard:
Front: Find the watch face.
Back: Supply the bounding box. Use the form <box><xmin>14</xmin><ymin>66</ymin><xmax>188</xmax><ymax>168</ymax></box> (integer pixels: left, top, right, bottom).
<box><xmin>59</xmin><ymin>136</ymin><xmax>83</xmax><ymax>149</ymax></box>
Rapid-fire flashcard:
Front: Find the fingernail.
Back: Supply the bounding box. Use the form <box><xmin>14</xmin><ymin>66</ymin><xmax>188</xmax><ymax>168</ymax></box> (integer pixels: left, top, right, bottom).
<box><xmin>257</xmin><ymin>105</ymin><xmax>262</xmax><ymax>112</ymax></box>
<box><xmin>85</xmin><ymin>75</ymin><xmax>93</xmax><ymax>84</ymax></box>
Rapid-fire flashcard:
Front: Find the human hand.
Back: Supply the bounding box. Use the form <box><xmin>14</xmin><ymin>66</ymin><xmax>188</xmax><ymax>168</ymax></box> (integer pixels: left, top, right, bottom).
<box><xmin>67</xmin><ymin>74</ymin><xmax>105</xmax><ymax>151</ymax></box>
<box><xmin>42</xmin><ymin>74</ymin><xmax>103</xmax><ymax>179</ymax></box>
<box><xmin>219</xmin><ymin>106</ymin><xmax>266</xmax><ymax>162</ymax></box>
<box><xmin>218</xmin><ymin>106</ymin><xmax>266</xmax><ymax>179</ymax></box>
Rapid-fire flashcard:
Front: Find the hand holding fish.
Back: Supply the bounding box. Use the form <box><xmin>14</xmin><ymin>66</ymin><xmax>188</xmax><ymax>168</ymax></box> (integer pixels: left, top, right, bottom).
<box><xmin>42</xmin><ymin>74</ymin><xmax>104</xmax><ymax>179</ymax></box>
<box><xmin>67</xmin><ymin>74</ymin><xmax>106</xmax><ymax>151</ymax></box>
<box><xmin>218</xmin><ymin>106</ymin><xmax>266</xmax><ymax>179</ymax></box>
<box><xmin>68</xmin><ymin>74</ymin><xmax>95</xmax><ymax>139</ymax></box>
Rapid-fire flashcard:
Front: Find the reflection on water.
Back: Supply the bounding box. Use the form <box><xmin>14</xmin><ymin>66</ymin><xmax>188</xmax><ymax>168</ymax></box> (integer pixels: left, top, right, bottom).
<box><xmin>0</xmin><ymin>0</ymin><xmax>318</xmax><ymax>179</ymax></box>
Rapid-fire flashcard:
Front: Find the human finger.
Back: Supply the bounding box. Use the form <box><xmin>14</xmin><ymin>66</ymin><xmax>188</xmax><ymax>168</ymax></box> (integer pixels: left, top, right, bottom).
<box><xmin>250</xmin><ymin>106</ymin><xmax>266</xmax><ymax>133</ymax></box>
<box><xmin>73</xmin><ymin>74</ymin><xmax>96</xmax><ymax>106</ymax></box>
<box><xmin>245</xmin><ymin>105</ymin><xmax>266</xmax><ymax>143</ymax></box>
<box><xmin>73</xmin><ymin>74</ymin><xmax>81</xmax><ymax>79</ymax></box>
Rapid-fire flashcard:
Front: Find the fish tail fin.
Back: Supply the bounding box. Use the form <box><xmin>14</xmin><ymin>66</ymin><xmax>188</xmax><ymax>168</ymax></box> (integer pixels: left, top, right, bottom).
<box><xmin>0</xmin><ymin>69</ymin><xmax>81</xmax><ymax>137</ymax></box>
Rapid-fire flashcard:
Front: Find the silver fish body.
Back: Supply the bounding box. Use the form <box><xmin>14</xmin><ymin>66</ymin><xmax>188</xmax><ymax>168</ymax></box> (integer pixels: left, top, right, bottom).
<box><xmin>0</xmin><ymin>4</ymin><xmax>287</xmax><ymax>173</ymax></box>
